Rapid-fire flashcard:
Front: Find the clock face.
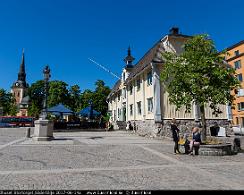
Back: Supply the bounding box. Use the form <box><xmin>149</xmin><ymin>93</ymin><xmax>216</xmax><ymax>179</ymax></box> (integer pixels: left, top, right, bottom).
<box><xmin>15</xmin><ymin>82</ymin><xmax>19</xmax><ymax>87</ymax></box>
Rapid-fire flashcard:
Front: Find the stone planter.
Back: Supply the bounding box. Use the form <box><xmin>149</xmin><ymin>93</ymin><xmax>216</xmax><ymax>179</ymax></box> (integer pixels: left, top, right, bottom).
<box><xmin>199</xmin><ymin>143</ymin><xmax>232</xmax><ymax>156</ymax></box>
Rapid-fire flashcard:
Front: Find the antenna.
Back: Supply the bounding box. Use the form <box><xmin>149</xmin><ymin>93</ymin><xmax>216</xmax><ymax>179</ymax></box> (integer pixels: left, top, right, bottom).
<box><xmin>88</xmin><ymin>58</ymin><xmax>120</xmax><ymax>79</ymax></box>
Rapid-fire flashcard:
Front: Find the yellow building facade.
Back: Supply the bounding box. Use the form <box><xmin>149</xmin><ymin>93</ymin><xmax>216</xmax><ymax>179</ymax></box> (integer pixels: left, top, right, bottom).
<box><xmin>107</xmin><ymin>28</ymin><xmax>230</xmax><ymax>136</ymax></box>
<box><xmin>225</xmin><ymin>40</ymin><xmax>244</xmax><ymax>127</ymax></box>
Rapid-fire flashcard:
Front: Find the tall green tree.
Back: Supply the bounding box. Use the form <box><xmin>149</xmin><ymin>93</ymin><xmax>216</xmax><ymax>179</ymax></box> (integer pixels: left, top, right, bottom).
<box><xmin>48</xmin><ymin>80</ymin><xmax>69</xmax><ymax>107</ymax></box>
<box><xmin>0</xmin><ymin>88</ymin><xmax>17</xmax><ymax>116</ymax></box>
<box><xmin>161</xmin><ymin>34</ymin><xmax>240</xmax><ymax>142</ymax></box>
<box><xmin>28</xmin><ymin>80</ymin><xmax>70</xmax><ymax>117</ymax></box>
<box><xmin>68</xmin><ymin>84</ymin><xmax>81</xmax><ymax>112</ymax></box>
<box><xmin>79</xmin><ymin>89</ymin><xmax>94</xmax><ymax>110</ymax></box>
<box><xmin>93</xmin><ymin>80</ymin><xmax>111</xmax><ymax>115</ymax></box>
<box><xmin>27</xmin><ymin>80</ymin><xmax>45</xmax><ymax>118</ymax></box>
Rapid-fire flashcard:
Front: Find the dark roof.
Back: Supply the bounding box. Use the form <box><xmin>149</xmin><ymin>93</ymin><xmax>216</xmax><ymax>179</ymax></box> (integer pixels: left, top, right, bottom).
<box><xmin>107</xmin><ymin>79</ymin><xmax>121</xmax><ymax>99</ymax></box>
<box><xmin>20</xmin><ymin>96</ymin><xmax>29</xmax><ymax>105</ymax></box>
<box><xmin>107</xmin><ymin>32</ymin><xmax>190</xmax><ymax>99</ymax></box>
<box><xmin>77</xmin><ymin>106</ymin><xmax>101</xmax><ymax>117</ymax></box>
<box><xmin>125</xmin><ymin>34</ymin><xmax>190</xmax><ymax>84</ymax></box>
<box><xmin>47</xmin><ymin>104</ymin><xmax>73</xmax><ymax>114</ymax></box>
<box><xmin>225</xmin><ymin>40</ymin><xmax>244</xmax><ymax>51</ymax></box>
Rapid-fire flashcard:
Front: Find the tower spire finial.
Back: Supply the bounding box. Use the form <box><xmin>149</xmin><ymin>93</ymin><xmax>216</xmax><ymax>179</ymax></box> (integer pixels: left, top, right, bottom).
<box><xmin>124</xmin><ymin>46</ymin><xmax>135</xmax><ymax>68</ymax></box>
<box><xmin>16</xmin><ymin>48</ymin><xmax>27</xmax><ymax>87</ymax></box>
<box><xmin>128</xmin><ymin>46</ymin><xmax>131</xmax><ymax>56</ymax></box>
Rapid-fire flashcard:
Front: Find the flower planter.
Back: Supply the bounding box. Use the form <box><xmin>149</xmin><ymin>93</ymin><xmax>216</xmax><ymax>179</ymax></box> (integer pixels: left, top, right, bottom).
<box><xmin>199</xmin><ymin>143</ymin><xmax>232</xmax><ymax>156</ymax></box>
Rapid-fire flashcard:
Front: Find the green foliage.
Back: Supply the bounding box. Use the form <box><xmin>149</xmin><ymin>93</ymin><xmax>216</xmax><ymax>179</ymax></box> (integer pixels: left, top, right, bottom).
<box><xmin>161</xmin><ymin>34</ymin><xmax>240</xmax><ymax>142</ymax></box>
<box><xmin>48</xmin><ymin>80</ymin><xmax>69</xmax><ymax>107</ymax></box>
<box><xmin>27</xmin><ymin>79</ymin><xmax>111</xmax><ymax>117</ymax></box>
<box><xmin>68</xmin><ymin>85</ymin><xmax>81</xmax><ymax>112</ymax></box>
<box><xmin>0</xmin><ymin>88</ymin><xmax>17</xmax><ymax>115</ymax></box>
<box><xmin>27</xmin><ymin>80</ymin><xmax>45</xmax><ymax>117</ymax></box>
<box><xmin>93</xmin><ymin>80</ymin><xmax>111</xmax><ymax>115</ymax></box>
<box><xmin>80</xmin><ymin>89</ymin><xmax>94</xmax><ymax>110</ymax></box>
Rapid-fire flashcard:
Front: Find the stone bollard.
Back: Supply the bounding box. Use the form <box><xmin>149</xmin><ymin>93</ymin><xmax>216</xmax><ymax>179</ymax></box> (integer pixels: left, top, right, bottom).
<box><xmin>26</xmin><ymin>127</ymin><xmax>31</xmax><ymax>138</ymax></box>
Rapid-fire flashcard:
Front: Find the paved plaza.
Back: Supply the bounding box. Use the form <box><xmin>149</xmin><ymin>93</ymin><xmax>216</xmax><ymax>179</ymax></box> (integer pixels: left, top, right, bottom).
<box><xmin>0</xmin><ymin>128</ymin><xmax>244</xmax><ymax>190</ymax></box>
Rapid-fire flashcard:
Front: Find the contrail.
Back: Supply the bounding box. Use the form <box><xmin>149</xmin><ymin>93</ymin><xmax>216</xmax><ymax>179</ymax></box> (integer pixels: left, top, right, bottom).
<box><xmin>88</xmin><ymin>58</ymin><xmax>120</xmax><ymax>79</ymax></box>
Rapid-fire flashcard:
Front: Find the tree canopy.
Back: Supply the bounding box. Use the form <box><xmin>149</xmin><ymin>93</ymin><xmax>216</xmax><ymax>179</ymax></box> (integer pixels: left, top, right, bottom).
<box><xmin>27</xmin><ymin>79</ymin><xmax>111</xmax><ymax>118</ymax></box>
<box><xmin>0</xmin><ymin>88</ymin><xmax>17</xmax><ymax>116</ymax></box>
<box><xmin>161</xmin><ymin>34</ymin><xmax>240</xmax><ymax>142</ymax></box>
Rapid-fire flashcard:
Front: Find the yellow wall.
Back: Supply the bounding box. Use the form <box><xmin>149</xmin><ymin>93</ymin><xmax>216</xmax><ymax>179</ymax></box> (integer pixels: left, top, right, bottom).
<box><xmin>225</xmin><ymin>42</ymin><xmax>244</xmax><ymax>126</ymax></box>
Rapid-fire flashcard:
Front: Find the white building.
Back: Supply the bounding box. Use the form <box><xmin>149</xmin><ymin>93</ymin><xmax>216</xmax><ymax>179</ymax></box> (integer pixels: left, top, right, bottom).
<box><xmin>107</xmin><ymin>28</ymin><xmax>232</xmax><ymax>136</ymax></box>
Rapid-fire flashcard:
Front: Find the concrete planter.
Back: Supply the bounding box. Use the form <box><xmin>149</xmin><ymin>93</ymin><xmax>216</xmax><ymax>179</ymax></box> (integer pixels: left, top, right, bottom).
<box><xmin>199</xmin><ymin>143</ymin><xmax>232</xmax><ymax>156</ymax></box>
<box><xmin>32</xmin><ymin>119</ymin><xmax>54</xmax><ymax>141</ymax></box>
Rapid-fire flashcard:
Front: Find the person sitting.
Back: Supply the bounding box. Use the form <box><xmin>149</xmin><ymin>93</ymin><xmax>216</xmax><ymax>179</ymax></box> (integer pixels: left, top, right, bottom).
<box><xmin>182</xmin><ymin>133</ymin><xmax>190</xmax><ymax>154</ymax></box>
<box><xmin>189</xmin><ymin>127</ymin><xmax>201</xmax><ymax>155</ymax></box>
<box><xmin>126</xmin><ymin>121</ymin><xmax>130</xmax><ymax>131</ymax></box>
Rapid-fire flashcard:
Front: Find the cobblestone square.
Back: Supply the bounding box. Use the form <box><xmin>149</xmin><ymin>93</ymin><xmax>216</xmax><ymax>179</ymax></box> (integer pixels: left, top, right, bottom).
<box><xmin>0</xmin><ymin>128</ymin><xmax>244</xmax><ymax>190</ymax></box>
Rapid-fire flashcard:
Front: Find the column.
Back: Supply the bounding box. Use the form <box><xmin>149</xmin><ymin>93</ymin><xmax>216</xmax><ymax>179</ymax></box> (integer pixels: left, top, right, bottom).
<box><xmin>226</xmin><ymin>104</ymin><xmax>232</xmax><ymax>121</ymax></box>
<box><xmin>193</xmin><ymin>101</ymin><xmax>200</xmax><ymax>121</ymax></box>
<box><xmin>142</xmin><ymin>73</ymin><xmax>146</xmax><ymax>120</ymax></box>
<box><xmin>152</xmin><ymin>63</ymin><xmax>162</xmax><ymax>123</ymax></box>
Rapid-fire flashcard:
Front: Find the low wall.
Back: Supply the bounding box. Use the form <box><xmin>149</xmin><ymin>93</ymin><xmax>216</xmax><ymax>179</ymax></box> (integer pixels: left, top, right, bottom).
<box><xmin>159</xmin><ymin>119</ymin><xmax>232</xmax><ymax>138</ymax></box>
<box><xmin>199</xmin><ymin>144</ymin><xmax>233</xmax><ymax>156</ymax></box>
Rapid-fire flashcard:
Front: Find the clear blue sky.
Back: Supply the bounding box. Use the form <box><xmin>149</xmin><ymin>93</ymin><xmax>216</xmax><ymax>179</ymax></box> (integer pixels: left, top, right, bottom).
<box><xmin>0</xmin><ymin>0</ymin><xmax>243</xmax><ymax>92</ymax></box>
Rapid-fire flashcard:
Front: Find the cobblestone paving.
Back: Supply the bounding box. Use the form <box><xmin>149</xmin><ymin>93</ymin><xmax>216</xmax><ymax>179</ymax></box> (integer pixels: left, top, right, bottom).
<box><xmin>0</xmin><ymin>128</ymin><xmax>244</xmax><ymax>190</ymax></box>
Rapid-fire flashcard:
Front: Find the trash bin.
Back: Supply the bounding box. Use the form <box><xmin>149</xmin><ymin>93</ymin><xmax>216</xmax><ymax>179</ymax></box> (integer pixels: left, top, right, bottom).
<box><xmin>210</xmin><ymin>126</ymin><xmax>219</xmax><ymax>136</ymax></box>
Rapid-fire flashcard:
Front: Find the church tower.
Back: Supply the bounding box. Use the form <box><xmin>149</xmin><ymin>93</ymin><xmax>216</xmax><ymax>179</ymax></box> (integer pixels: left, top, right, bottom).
<box><xmin>11</xmin><ymin>49</ymin><xmax>29</xmax><ymax>116</ymax></box>
<box><xmin>121</xmin><ymin>46</ymin><xmax>135</xmax><ymax>83</ymax></box>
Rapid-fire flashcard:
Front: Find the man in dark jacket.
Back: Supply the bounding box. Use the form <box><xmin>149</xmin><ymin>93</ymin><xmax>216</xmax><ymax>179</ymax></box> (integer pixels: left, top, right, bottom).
<box><xmin>171</xmin><ymin>118</ymin><xmax>181</xmax><ymax>154</ymax></box>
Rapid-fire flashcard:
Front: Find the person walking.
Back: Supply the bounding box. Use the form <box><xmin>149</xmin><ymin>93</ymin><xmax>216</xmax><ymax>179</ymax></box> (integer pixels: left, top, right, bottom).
<box><xmin>171</xmin><ymin>118</ymin><xmax>181</xmax><ymax>154</ymax></box>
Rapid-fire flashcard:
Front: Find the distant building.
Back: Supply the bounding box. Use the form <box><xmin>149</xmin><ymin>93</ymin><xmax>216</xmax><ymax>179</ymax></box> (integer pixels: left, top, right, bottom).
<box><xmin>225</xmin><ymin>40</ymin><xmax>244</xmax><ymax>127</ymax></box>
<box><xmin>11</xmin><ymin>49</ymin><xmax>29</xmax><ymax>116</ymax></box>
<box><xmin>107</xmin><ymin>28</ymin><xmax>231</xmax><ymax>136</ymax></box>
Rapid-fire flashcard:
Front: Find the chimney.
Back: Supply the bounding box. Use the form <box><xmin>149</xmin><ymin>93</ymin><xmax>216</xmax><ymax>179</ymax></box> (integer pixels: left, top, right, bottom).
<box><xmin>170</xmin><ymin>27</ymin><xmax>179</xmax><ymax>35</ymax></box>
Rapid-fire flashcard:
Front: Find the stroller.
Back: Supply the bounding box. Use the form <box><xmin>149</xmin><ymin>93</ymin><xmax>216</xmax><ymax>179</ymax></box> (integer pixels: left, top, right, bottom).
<box><xmin>178</xmin><ymin>133</ymin><xmax>191</xmax><ymax>154</ymax></box>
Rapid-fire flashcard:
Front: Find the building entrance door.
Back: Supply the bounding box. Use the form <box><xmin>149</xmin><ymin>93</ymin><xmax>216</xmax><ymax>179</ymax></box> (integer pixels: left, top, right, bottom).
<box><xmin>123</xmin><ymin>107</ymin><xmax>126</xmax><ymax>121</ymax></box>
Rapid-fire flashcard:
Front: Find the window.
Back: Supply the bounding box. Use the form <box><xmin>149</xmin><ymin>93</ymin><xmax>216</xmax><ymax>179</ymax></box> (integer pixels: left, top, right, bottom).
<box><xmin>137</xmin><ymin>101</ymin><xmax>142</xmax><ymax>115</ymax></box>
<box><xmin>147</xmin><ymin>98</ymin><xmax>153</xmax><ymax>112</ymax></box>
<box><xmin>242</xmin><ymin>117</ymin><xmax>244</xmax><ymax>128</ymax></box>
<box><xmin>117</xmin><ymin>108</ymin><xmax>120</xmax><ymax>119</ymax></box>
<box><xmin>129</xmin><ymin>85</ymin><xmax>133</xmax><ymax>95</ymax></box>
<box><xmin>234</xmin><ymin>60</ymin><xmax>241</xmax><ymax>69</ymax></box>
<box><xmin>236</xmin><ymin>117</ymin><xmax>239</xmax><ymax>125</ymax></box>
<box><xmin>237</xmin><ymin>88</ymin><xmax>244</xmax><ymax>97</ymax></box>
<box><xmin>118</xmin><ymin>91</ymin><xmax>121</xmax><ymax>101</ymax></box>
<box><xmin>235</xmin><ymin>50</ymin><xmax>240</xmax><ymax>56</ymax></box>
<box><xmin>237</xmin><ymin>74</ymin><xmax>243</xmax><ymax>82</ymax></box>
<box><xmin>113</xmin><ymin>110</ymin><xmax>116</xmax><ymax>121</ymax></box>
<box><xmin>237</xmin><ymin>102</ymin><xmax>244</xmax><ymax>111</ymax></box>
<box><xmin>123</xmin><ymin>89</ymin><xmax>126</xmax><ymax>99</ymax></box>
<box><xmin>136</xmin><ymin>78</ymin><xmax>141</xmax><ymax>91</ymax></box>
<box><xmin>130</xmin><ymin>104</ymin><xmax>133</xmax><ymax>116</ymax></box>
<box><xmin>147</xmin><ymin>71</ymin><xmax>152</xmax><ymax>85</ymax></box>
<box><xmin>123</xmin><ymin>72</ymin><xmax>125</xmax><ymax>82</ymax></box>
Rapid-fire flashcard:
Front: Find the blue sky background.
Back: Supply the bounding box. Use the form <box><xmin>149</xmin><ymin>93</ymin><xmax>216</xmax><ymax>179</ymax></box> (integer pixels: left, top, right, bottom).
<box><xmin>0</xmin><ymin>0</ymin><xmax>243</xmax><ymax>92</ymax></box>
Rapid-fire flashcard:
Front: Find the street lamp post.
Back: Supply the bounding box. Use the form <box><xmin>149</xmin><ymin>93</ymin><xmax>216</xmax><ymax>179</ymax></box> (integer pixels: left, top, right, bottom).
<box><xmin>42</xmin><ymin>65</ymin><xmax>51</xmax><ymax>120</ymax></box>
<box><xmin>33</xmin><ymin>65</ymin><xmax>53</xmax><ymax>141</ymax></box>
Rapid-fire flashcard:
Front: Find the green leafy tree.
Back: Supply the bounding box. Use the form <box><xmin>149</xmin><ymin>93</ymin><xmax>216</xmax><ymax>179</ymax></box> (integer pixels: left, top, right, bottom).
<box><xmin>93</xmin><ymin>80</ymin><xmax>111</xmax><ymax>115</ymax></box>
<box><xmin>79</xmin><ymin>89</ymin><xmax>94</xmax><ymax>110</ymax></box>
<box><xmin>48</xmin><ymin>80</ymin><xmax>69</xmax><ymax>107</ymax></box>
<box><xmin>0</xmin><ymin>88</ymin><xmax>17</xmax><ymax>116</ymax></box>
<box><xmin>68</xmin><ymin>85</ymin><xmax>81</xmax><ymax>112</ymax></box>
<box><xmin>27</xmin><ymin>80</ymin><xmax>45</xmax><ymax>118</ymax></box>
<box><xmin>161</xmin><ymin>34</ymin><xmax>240</xmax><ymax>142</ymax></box>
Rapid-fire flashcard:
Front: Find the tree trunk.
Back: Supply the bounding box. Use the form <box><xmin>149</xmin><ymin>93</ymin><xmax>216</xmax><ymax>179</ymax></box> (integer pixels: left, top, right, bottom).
<box><xmin>200</xmin><ymin>104</ymin><xmax>207</xmax><ymax>143</ymax></box>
